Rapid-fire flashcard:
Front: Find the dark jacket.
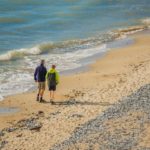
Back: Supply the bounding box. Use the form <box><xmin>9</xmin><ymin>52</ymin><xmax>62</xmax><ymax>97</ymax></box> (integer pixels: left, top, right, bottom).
<box><xmin>34</xmin><ymin>64</ymin><xmax>47</xmax><ymax>82</ymax></box>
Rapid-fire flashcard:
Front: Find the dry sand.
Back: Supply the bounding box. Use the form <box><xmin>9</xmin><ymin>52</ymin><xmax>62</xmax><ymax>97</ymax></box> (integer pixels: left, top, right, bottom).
<box><xmin>0</xmin><ymin>32</ymin><xmax>150</xmax><ymax>150</ymax></box>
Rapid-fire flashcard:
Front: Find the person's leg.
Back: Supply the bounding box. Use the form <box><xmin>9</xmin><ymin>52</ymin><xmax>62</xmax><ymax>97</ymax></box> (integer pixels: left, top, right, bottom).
<box><xmin>37</xmin><ymin>92</ymin><xmax>40</xmax><ymax>101</ymax></box>
<box><xmin>50</xmin><ymin>91</ymin><xmax>54</xmax><ymax>104</ymax></box>
<box><xmin>39</xmin><ymin>90</ymin><xmax>44</xmax><ymax>102</ymax></box>
<box><xmin>51</xmin><ymin>85</ymin><xmax>56</xmax><ymax>104</ymax></box>
<box><xmin>52</xmin><ymin>91</ymin><xmax>55</xmax><ymax>100</ymax></box>
<box><xmin>49</xmin><ymin>90</ymin><xmax>52</xmax><ymax>100</ymax></box>
<box><xmin>49</xmin><ymin>85</ymin><xmax>53</xmax><ymax>103</ymax></box>
<box><xmin>39</xmin><ymin>82</ymin><xmax>45</xmax><ymax>102</ymax></box>
<box><xmin>36</xmin><ymin>82</ymin><xmax>40</xmax><ymax>101</ymax></box>
<box><xmin>40</xmin><ymin>89</ymin><xmax>44</xmax><ymax>98</ymax></box>
<box><xmin>52</xmin><ymin>85</ymin><xmax>56</xmax><ymax>100</ymax></box>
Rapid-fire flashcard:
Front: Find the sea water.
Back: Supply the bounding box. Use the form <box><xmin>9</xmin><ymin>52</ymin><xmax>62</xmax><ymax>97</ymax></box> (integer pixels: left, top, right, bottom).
<box><xmin>0</xmin><ymin>0</ymin><xmax>150</xmax><ymax>100</ymax></box>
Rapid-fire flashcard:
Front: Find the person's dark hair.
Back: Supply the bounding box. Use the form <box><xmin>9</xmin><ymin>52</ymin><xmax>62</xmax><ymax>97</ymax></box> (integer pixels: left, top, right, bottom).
<box><xmin>52</xmin><ymin>64</ymin><xmax>56</xmax><ymax>69</ymax></box>
<box><xmin>41</xmin><ymin>59</ymin><xmax>45</xmax><ymax>65</ymax></box>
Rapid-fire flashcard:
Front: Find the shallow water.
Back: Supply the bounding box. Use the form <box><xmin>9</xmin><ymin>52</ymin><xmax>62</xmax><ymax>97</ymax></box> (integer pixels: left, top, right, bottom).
<box><xmin>0</xmin><ymin>107</ymin><xmax>19</xmax><ymax>114</ymax></box>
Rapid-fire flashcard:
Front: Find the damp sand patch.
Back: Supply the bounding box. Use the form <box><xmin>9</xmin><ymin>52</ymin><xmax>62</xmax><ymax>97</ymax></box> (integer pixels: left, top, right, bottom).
<box><xmin>0</xmin><ymin>107</ymin><xmax>19</xmax><ymax>115</ymax></box>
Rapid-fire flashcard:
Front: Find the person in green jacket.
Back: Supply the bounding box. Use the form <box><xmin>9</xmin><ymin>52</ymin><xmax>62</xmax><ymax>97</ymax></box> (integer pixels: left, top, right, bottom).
<box><xmin>46</xmin><ymin>65</ymin><xmax>59</xmax><ymax>104</ymax></box>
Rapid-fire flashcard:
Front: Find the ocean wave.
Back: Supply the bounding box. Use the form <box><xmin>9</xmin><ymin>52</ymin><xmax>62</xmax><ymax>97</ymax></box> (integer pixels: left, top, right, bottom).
<box><xmin>0</xmin><ymin>22</ymin><xmax>149</xmax><ymax>62</ymax></box>
<box><xmin>111</xmin><ymin>18</ymin><xmax>150</xmax><ymax>36</ymax></box>
<box><xmin>0</xmin><ymin>72</ymin><xmax>34</xmax><ymax>101</ymax></box>
<box><xmin>0</xmin><ymin>38</ymin><xmax>105</xmax><ymax>61</ymax></box>
<box><xmin>0</xmin><ymin>47</ymin><xmax>40</xmax><ymax>61</ymax></box>
<box><xmin>114</xmin><ymin>25</ymin><xmax>148</xmax><ymax>36</ymax></box>
<box><xmin>0</xmin><ymin>40</ymin><xmax>85</xmax><ymax>61</ymax></box>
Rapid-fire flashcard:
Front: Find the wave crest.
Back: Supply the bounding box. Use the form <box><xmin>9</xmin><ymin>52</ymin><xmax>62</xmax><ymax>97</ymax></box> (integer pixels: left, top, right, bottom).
<box><xmin>0</xmin><ymin>22</ymin><xmax>149</xmax><ymax>62</ymax></box>
<box><xmin>0</xmin><ymin>47</ymin><xmax>40</xmax><ymax>61</ymax></box>
<box><xmin>0</xmin><ymin>39</ymin><xmax>92</xmax><ymax>61</ymax></box>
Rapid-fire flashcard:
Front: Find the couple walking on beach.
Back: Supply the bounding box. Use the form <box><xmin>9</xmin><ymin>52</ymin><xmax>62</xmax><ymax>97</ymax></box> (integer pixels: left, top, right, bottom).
<box><xmin>34</xmin><ymin>60</ymin><xmax>59</xmax><ymax>104</ymax></box>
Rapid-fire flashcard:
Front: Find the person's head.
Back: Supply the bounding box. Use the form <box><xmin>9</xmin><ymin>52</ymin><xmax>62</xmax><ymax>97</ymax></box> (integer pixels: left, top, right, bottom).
<box><xmin>40</xmin><ymin>59</ymin><xmax>45</xmax><ymax>65</ymax></box>
<box><xmin>52</xmin><ymin>64</ymin><xmax>56</xmax><ymax>69</ymax></box>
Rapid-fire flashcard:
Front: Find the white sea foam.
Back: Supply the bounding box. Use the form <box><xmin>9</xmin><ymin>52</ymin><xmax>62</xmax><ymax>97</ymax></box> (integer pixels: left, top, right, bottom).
<box><xmin>0</xmin><ymin>43</ymin><xmax>108</xmax><ymax>100</ymax></box>
<box><xmin>22</xmin><ymin>44</ymin><xmax>107</xmax><ymax>75</ymax></box>
<box><xmin>0</xmin><ymin>46</ymin><xmax>41</xmax><ymax>61</ymax></box>
<box><xmin>0</xmin><ymin>72</ymin><xmax>34</xmax><ymax>99</ymax></box>
<box><xmin>141</xmin><ymin>18</ymin><xmax>150</xmax><ymax>27</ymax></box>
<box><xmin>0</xmin><ymin>95</ymin><xmax>3</xmax><ymax>101</ymax></box>
<box><xmin>0</xmin><ymin>30</ymin><xmax>127</xmax><ymax>62</ymax></box>
<box><xmin>0</xmin><ymin>22</ymin><xmax>148</xmax><ymax>62</ymax></box>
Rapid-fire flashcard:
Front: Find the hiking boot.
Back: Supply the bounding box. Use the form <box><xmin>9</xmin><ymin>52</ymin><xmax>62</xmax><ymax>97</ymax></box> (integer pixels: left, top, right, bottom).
<box><xmin>39</xmin><ymin>97</ymin><xmax>43</xmax><ymax>102</ymax></box>
<box><xmin>36</xmin><ymin>96</ymin><xmax>39</xmax><ymax>101</ymax></box>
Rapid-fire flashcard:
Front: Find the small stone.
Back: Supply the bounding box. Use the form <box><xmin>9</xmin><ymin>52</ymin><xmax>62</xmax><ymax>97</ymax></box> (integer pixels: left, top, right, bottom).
<box><xmin>28</xmin><ymin>123</ymin><xmax>42</xmax><ymax>131</ymax></box>
<box><xmin>38</xmin><ymin>111</ymin><xmax>44</xmax><ymax>115</ymax></box>
<box><xmin>70</xmin><ymin>114</ymin><xmax>84</xmax><ymax>118</ymax></box>
<box><xmin>6</xmin><ymin>127</ymin><xmax>17</xmax><ymax>132</ymax></box>
<box><xmin>0</xmin><ymin>141</ymin><xmax>8</xmax><ymax>149</ymax></box>
<box><xmin>0</xmin><ymin>131</ymin><xmax>4</xmax><ymax>136</ymax></box>
<box><xmin>16</xmin><ymin>133</ymin><xmax>23</xmax><ymax>137</ymax></box>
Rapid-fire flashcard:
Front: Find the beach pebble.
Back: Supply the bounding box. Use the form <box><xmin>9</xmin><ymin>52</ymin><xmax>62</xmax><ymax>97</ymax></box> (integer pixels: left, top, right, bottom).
<box><xmin>36</xmin><ymin>110</ymin><xmax>45</xmax><ymax>117</ymax></box>
<box><xmin>49</xmin><ymin>111</ymin><xmax>61</xmax><ymax>116</ymax></box>
<box><xmin>50</xmin><ymin>84</ymin><xmax>150</xmax><ymax>150</ymax></box>
<box><xmin>0</xmin><ymin>141</ymin><xmax>8</xmax><ymax>149</ymax></box>
<box><xmin>28</xmin><ymin>123</ymin><xmax>42</xmax><ymax>131</ymax></box>
<box><xmin>5</xmin><ymin>127</ymin><xmax>17</xmax><ymax>133</ymax></box>
<box><xmin>67</xmin><ymin>99</ymin><xmax>77</xmax><ymax>105</ymax></box>
<box><xmin>22</xmin><ymin>119</ymin><xmax>42</xmax><ymax>131</ymax></box>
<box><xmin>69</xmin><ymin>114</ymin><xmax>84</xmax><ymax>118</ymax></box>
<box><xmin>16</xmin><ymin>133</ymin><xmax>23</xmax><ymax>138</ymax></box>
<box><xmin>38</xmin><ymin>110</ymin><xmax>44</xmax><ymax>114</ymax></box>
<box><xmin>0</xmin><ymin>130</ymin><xmax>4</xmax><ymax>137</ymax></box>
<box><xmin>14</xmin><ymin>117</ymin><xmax>42</xmax><ymax>131</ymax></box>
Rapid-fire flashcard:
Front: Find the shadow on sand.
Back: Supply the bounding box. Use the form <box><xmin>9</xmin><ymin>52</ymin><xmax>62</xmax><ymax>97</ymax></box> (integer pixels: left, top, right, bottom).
<box><xmin>41</xmin><ymin>99</ymin><xmax>114</xmax><ymax>106</ymax></box>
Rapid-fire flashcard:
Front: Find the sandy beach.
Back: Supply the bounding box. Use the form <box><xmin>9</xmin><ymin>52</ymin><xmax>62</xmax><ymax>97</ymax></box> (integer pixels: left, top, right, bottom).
<box><xmin>0</xmin><ymin>31</ymin><xmax>150</xmax><ymax>150</ymax></box>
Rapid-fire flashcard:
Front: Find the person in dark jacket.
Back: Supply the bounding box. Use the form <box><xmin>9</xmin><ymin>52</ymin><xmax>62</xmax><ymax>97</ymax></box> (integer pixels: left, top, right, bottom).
<box><xmin>34</xmin><ymin>60</ymin><xmax>47</xmax><ymax>102</ymax></box>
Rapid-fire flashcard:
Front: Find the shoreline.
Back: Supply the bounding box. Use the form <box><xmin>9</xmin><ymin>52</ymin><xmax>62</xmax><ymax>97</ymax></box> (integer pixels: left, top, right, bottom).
<box><xmin>0</xmin><ymin>29</ymin><xmax>137</xmax><ymax>101</ymax></box>
<box><xmin>0</xmin><ymin>30</ymin><xmax>149</xmax><ymax>122</ymax></box>
<box><xmin>0</xmin><ymin>31</ymin><xmax>150</xmax><ymax>149</ymax></box>
<box><xmin>0</xmin><ymin>31</ymin><xmax>136</xmax><ymax>103</ymax></box>
<box><xmin>0</xmin><ymin>29</ymin><xmax>144</xmax><ymax>103</ymax></box>
<box><xmin>0</xmin><ymin>25</ymin><xmax>149</xmax><ymax>101</ymax></box>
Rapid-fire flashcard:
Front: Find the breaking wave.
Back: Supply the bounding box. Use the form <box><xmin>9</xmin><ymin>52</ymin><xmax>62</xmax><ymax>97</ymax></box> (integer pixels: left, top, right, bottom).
<box><xmin>0</xmin><ymin>22</ymin><xmax>149</xmax><ymax>62</ymax></box>
<box><xmin>0</xmin><ymin>36</ymin><xmax>112</xmax><ymax>61</ymax></box>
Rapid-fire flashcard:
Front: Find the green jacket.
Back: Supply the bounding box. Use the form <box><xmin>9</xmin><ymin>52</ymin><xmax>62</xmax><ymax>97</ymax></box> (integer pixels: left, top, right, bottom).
<box><xmin>46</xmin><ymin>68</ymin><xmax>59</xmax><ymax>84</ymax></box>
